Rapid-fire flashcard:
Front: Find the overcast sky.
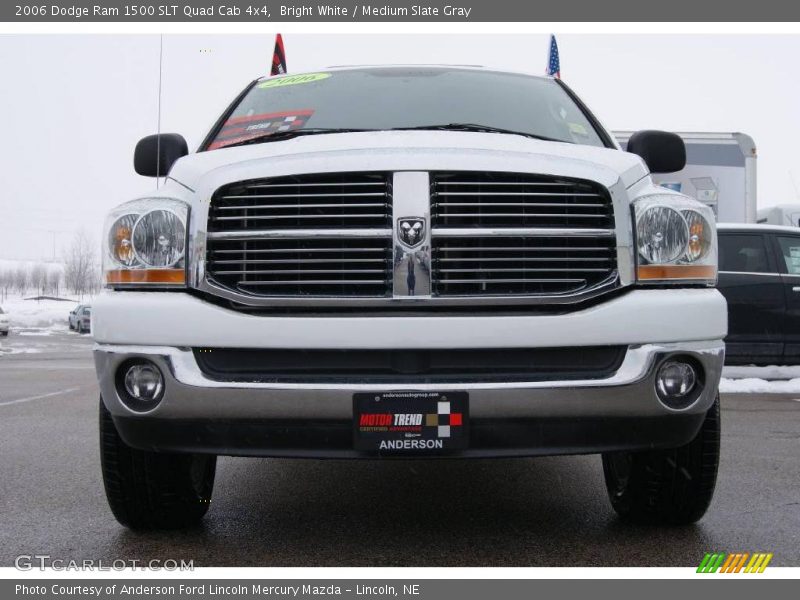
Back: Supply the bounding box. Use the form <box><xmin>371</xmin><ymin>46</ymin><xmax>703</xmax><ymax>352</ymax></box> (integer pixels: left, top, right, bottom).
<box><xmin>1</xmin><ymin>34</ymin><xmax>799</xmax><ymax>261</ymax></box>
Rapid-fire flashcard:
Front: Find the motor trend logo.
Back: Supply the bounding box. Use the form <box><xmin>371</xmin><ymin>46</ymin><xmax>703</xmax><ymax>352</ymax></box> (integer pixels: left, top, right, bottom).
<box><xmin>697</xmin><ymin>552</ymin><xmax>773</xmax><ymax>573</ymax></box>
<box><xmin>358</xmin><ymin>400</ymin><xmax>464</xmax><ymax>450</ymax></box>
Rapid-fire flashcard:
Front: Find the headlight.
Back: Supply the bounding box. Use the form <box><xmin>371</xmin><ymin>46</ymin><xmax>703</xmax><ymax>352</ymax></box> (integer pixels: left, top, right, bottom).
<box><xmin>103</xmin><ymin>198</ymin><xmax>189</xmax><ymax>287</ymax></box>
<box><xmin>132</xmin><ymin>209</ymin><xmax>186</xmax><ymax>267</ymax></box>
<box><xmin>636</xmin><ymin>205</ymin><xmax>688</xmax><ymax>264</ymax></box>
<box><xmin>633</xmin><ymin>195</ymin><xmax>717</xmax><ymax>284</ymax></box>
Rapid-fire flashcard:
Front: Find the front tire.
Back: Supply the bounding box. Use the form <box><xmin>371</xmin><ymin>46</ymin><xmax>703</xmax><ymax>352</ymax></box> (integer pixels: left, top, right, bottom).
<box><xmin>602</xmin><ymin>394</ymin><xmax>720</xmax><ymax>525</ymax></box>
<box><xmin>99</xmin><ymin>397</ymin><xmax>216</xmax><ymax>530</ymax></box>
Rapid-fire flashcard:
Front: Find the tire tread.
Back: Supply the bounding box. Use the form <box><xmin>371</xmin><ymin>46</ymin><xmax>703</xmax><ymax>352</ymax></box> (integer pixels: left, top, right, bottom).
<box><xmin>99</xmin><ymin>398</ymin><xmax>215</xmax><ymax>530</ymax></box>
<box><xmin>602</xmin><ymin>395</ymin><xmax>720</xmax><ymax>525</ymax></box>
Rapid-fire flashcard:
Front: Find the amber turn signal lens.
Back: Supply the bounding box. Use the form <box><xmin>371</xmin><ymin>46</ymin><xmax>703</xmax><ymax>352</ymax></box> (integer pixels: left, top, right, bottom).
<box><xmin>637</xmin><ymin>264</ymin><xmax>717</xmax><ymax>281</ymax></box>
<box><xmin>113</xmin><ymin>225</ymin><xmax>135</xmax><ymax>264</ymax></box>
<box><xmin>106</xmin><ymin>269</ymin><xmax>185</xmax><ymax>285</ymax></box>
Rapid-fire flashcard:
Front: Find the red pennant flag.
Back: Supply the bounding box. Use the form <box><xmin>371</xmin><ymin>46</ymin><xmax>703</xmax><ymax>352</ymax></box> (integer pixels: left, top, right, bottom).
<box><xmin>271</xmin><ymin>33</ymin><xmax>287</xmax><ymax>76</ymax></box>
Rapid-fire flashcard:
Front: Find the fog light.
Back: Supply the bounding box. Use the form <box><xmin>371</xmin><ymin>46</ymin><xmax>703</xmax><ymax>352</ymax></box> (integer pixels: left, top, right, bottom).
<box><xmin>123</xmin><ymin>362</ymin><xmax>164</xmax><ymax>402</ymax></box>
<box><xmin>656</xmin><ymin>360</ymin><xmax>697</xmax><ymax>407</ymax></box>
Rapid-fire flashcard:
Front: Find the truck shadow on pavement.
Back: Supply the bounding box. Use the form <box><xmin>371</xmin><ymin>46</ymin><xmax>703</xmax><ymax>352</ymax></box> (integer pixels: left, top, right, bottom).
<box><xmin>111</xmin><ymin>456</ymin><xmax>719</xmax><ymax>567</ymax></box>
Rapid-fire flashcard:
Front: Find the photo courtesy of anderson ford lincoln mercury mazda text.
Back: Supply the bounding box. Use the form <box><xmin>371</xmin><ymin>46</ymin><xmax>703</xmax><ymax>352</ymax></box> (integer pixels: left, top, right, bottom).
<box><xmin>94</xmin><ymin>66</ymin><xmax>725</xmax><ymax>530</ymax></box>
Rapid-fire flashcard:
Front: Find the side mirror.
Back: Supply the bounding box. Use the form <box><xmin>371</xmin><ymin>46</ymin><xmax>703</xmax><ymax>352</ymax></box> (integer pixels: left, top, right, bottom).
<box><xmin>134</xmin><ymin>133</ymin><xmax>188</xmax><ymax>177</ymax></box>
<box><xmin>627</xmin><ymin>130</ymin><xmax>686</xmax><ymax>174</ymax></box>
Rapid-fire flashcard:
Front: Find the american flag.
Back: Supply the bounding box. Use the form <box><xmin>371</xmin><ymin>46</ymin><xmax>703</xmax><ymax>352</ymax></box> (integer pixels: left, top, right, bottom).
<box><xmin>546</xmin><ymin>34</ymin><xmax>560</xmax><ymax>79</ymax></box>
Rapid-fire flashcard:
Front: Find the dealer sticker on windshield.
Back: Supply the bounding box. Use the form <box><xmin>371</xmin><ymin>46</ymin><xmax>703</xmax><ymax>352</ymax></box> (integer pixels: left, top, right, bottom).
<box><xmin>258</xmin><ymin>72</ymin><xmax>331</xmax><ymax>89</ymax></box>
<box><xmin>353</xmin><ymin>391</ymin><xmax>468</xmax><ymax>454</ymax></box>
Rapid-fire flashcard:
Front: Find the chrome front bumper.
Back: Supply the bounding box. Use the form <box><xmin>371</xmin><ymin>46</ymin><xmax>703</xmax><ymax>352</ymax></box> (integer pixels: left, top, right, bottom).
<box><xmin>95</xmin><ymin>340</ymin><xmax>724</xmax><ymax>421</ymax></box>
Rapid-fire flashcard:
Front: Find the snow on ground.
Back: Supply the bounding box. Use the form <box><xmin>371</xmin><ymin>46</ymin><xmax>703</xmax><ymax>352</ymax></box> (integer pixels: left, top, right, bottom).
<box><xmin>719</xmin><ymin>377</ymin><xmax>800</xmax><ymax>394</ymax></box>
<box><xmin>0</xmin><ymin>298</ymin><xmax>95</xmax><ymax>355</ymax></box>
<box><xmin>0</xmin><ymin>345</ymin><xmax>42</xmax><ymax>355</ymax></box>
<box><xmin>723</xmin><ymin>365</ymin><xmax>800</xmax><ymax>380</ymax></box>
<box><xmin>0</xmin><ymin>296</ymin><xmax>84</xmax><ymax>330</ymax></box>
<box><xmin>721</xmin><ymin>365</ymin><xmax>800</xmax><ymax>394</ymax></box>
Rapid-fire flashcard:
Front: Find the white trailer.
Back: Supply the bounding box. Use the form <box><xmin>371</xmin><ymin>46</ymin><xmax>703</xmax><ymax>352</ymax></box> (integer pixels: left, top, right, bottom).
<box><xmin>615</xmin><ymin>132</ymin><xmax>757</xmax><ymax>223</ymax></box>
<box><xmin>757</xmin><ymin>204</ymin><xmax>800</xmax><ymax>227</ymax></box>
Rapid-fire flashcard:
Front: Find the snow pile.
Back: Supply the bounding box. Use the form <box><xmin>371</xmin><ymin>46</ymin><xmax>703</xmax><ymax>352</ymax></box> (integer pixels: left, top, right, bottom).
<box><xmin>720</xmin><ymin>365</ymin><xmax>800</xmax><ymax>394</ymax></box>
<box><xmin>0</xmin><ymin>346</ymin><xmax>42</xmax><ymax>355</ymax></box>
<box><xmin>0</xmin><ymin>296</ymin><xmax>83</xmax><ymax>330</ymax></box>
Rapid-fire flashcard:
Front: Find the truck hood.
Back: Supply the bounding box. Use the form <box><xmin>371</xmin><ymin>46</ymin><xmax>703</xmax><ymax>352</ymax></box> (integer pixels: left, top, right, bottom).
<box><xmin>168</xmin><ymin>130</ymin><xmax>648</xmax><ymax>195</ymax></box>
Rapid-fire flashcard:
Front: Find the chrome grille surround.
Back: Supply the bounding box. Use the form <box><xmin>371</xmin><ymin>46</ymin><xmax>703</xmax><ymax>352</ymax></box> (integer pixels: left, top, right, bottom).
<box><xmin>199</xmin><ymin>170</ymin><xmax>625</xmax><ymax>307</ymax></box>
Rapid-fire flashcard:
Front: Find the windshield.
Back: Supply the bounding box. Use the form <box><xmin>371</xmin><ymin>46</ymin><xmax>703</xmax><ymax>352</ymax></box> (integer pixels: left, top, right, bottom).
<box><xmin>206</xmin><ymin>67</ymin><xmax>607</xmax><ymax>150</ymax></box>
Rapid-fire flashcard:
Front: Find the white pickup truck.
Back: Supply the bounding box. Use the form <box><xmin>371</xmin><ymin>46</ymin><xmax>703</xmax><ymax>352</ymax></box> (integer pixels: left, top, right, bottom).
<box><xmin>93</xmin><ymin>66</ymin><xmax>726</xmax><ymax>530</ymax></box>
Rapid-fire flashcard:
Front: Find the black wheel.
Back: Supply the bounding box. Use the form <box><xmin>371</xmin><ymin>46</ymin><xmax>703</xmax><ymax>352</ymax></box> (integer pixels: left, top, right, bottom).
<box><xmin>99</xmin><ymin>397</ymin><xmax>216</xmax><ymax>530</ymax></box>
<box><xmin>68</xmin><ymin>322</ymin><xmax>74</xmax><ymax>331</ymax></box>
<box><xmin>1</xmin><ymin>331</ymin><xmax>8</xmax><ymax>337</ymax></box>
<box><xmin>602</xmin><ymin>394</ymin><xmax>720</xmax><ymax>525</ymax></box>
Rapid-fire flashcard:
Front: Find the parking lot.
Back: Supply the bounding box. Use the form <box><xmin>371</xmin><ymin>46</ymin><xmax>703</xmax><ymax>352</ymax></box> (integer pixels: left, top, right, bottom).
<box><xmin>1</xmin><ymin>329</ymin><xmax>798</xmax><ymax>567</ymax></box>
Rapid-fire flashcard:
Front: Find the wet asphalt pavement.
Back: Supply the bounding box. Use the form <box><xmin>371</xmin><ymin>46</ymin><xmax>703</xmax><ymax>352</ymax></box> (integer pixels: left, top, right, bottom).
<box><xmin>0</xmin><ymin>329</ymin><xmax>798</xmax><ymax>567</ymax></box>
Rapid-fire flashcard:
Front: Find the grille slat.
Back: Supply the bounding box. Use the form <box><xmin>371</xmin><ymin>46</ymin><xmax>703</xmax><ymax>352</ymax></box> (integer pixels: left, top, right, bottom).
<box><xmin>431</xmin><ymin>172</ymin><xmax>617</xmax><ymax>297</ymax></box>
<box><xmin>211</xmin><ymin>247</ymin><xmax>387</xmax><ymax>255</ymax></box>
<box><xmin>211</xmin><ymin>258</ymin><xmax>388</xmax><ymax>265</ymax></box>
<box><xmin>437</xmin><ymin>257</ymin><xmax>612</xmax><ymax>263</ymax></box>
<box><xmin>216</xmin><ymin>203</ymin><xmax>387</xmax><ymax>210</ymax></box>
<box><xmin>432</xmin><ymin>213</ymin><xmax>609</xmax><ymax>219</ymax></box>
<box><xmin>220</xmin><ymin>193</ymin><xmax>387</xmax><ymax>199</ymax></box>
<box><xmin>212</xmin><ymin>213</ymin><xmax>388</xmax><ymax>222</ymax></box>
<box><xmin>439</xmin><ymin>278</ymin><xmax>587</xmax><ymax>285</ymax></box>
<box><xmin>206</xmin><ymin>172</ymin><xmax>392</xmax><ymax>297</ymax></box>
<box><xmin>434</xmin><ymin>227</ymin><xmax>615</xmax><ymax>238</ymax></box>
<box><xmin>435</xmin><ymin>192</ymin><xmax>605</xmax><ymax>197</ymax></box>
<box><xmin>218</xmin><ymin>269</ymin><xmax>388</xmax><ymax>275</ymax></box>
<box><xmin>208</xmin><ymin>228</ymin><xmax>391</xmax><ymax>241</ymax></box>
<box><xmin>438</xmin><ymin>268</ymin><xmax>610</xmax><ymax>273</ymax></box>
<box><xmin>246</xmin><ymin>182</ymin><xmax>386</xmax><ymax>189</ymax></box>
<box><xmin>438</xmin><ymin>246</ymin><xmax>611</xmax><ymax>252</ymax></box>
<box><xmin>435</xmin><ymin>202</ymin><xmax>606</xmax><ymax>208</ymax></box>
<box><xmin>238</xmin><ymin>279</ymin><xmax>387</xmax><ymax>286</ymax></box>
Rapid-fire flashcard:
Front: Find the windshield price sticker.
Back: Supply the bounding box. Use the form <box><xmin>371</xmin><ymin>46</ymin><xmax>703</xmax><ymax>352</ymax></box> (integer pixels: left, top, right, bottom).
<box><xmin>258</xmin><ymin>73</ymin><xmax>332</xmax><ymax>89</ymax></box>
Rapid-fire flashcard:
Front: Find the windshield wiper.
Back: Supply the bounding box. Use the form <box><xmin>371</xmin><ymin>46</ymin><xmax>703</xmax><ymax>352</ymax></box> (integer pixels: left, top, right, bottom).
<box><xmin>218</xmin><ymin>123</ymin><xmax>570</xmax><ymax>149</ymax></box>
<box><xmin>220</xmin><ymin>127</ymin><xmax>374</xmax><ymax>149</ymax></box>
<box><xmin>389</xmin><ymin>123</ymin><xmax>570</xmax><ymax>143</ymax></box>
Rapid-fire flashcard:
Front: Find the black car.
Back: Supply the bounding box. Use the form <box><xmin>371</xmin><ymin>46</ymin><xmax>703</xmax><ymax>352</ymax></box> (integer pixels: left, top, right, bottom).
<box><xmin>718</xmin><ymin>223</ymin><xmax>800</xmax><ymax>365</ymax></box>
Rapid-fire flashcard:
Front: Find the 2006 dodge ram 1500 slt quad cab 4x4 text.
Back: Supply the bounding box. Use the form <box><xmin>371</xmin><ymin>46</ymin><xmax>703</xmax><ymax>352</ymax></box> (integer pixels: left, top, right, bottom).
<box><xmin>94</xmin><ymin>66</ymin><xmax>726</xmax><ymax>529</ymax></box>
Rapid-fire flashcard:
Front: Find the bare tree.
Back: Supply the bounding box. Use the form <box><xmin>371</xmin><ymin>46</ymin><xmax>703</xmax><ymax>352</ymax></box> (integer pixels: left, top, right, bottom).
<box><xmin>45</xmin><ymin>267</ymin><xmax>63</xmax><ymax>297</ymax></box>
<box><xmin>63</xmin><ymin>230</ymin><xmax>98</xmax><ymax>299</ymax></box>
<box><xmin>14</xmin><ymin>264</ymin><xmax>29</xmax><ymax>296</ymax></box>
<box><xmin>31</xmin><ymin>263</ymin><xmax>47</xmax><ymax>297</ymax></box>
<box><xmin>0</xmin><ymin>268</ymin><xmax>10</xmax><ymax>302</ymax></box>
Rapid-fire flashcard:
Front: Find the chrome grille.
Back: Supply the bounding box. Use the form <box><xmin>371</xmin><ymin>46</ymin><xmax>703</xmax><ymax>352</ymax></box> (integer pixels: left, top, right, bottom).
<box><xmin>206</xmin><ymin>173</ymin><xmax>393</xmax><ymax>297</ymax></box>
<box><xmin>432</xmin><ymin>235</ymin><xmax>617</xmax><ymax>296</ymax></box>
<box><xmin>431</xmin><ymin>172</ymin><xmax>614</xmax><ymax>229</ymax></box>
<box><xmin>208</xmin><ymin>172</ymin><xmax>391</xmax><ymax>231</ymax></box>
<box><xmin>431</xmin><ymin>172</ymin><xmax>617</xmax><ymax>297</ymax></box>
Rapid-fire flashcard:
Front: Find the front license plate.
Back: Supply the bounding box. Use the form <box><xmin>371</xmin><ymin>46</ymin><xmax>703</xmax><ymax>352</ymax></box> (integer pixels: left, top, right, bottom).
<box><xmin>353</xmin><ymin>391</ymin><xmax>468</xmax><ymax>453</ymax></box>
